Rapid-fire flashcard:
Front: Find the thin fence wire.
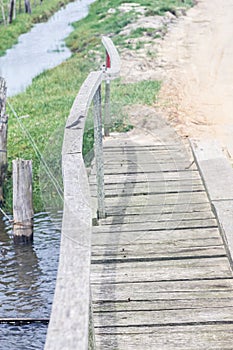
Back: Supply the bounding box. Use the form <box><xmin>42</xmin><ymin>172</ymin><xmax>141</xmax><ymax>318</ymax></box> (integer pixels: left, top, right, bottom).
<box><xmin>7</xmin><ymin>101</ymin><xmax>63</xmax><ymax>201</ymax></box>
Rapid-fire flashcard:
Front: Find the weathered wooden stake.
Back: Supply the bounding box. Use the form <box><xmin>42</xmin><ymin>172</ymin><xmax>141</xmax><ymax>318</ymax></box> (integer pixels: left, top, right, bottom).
<box><xmin>0</xmin><ymin>0</ymin><xmax>6</xmax><ymax>25</ymax></box>
<box><xmin>24</xmin><ymin>0</ymin><xmax>31</xmax><ymax>14</ymax></box>
<box><xmin>8</xmin><ymin>0</ymin><xmax>15</xmax><ymax>23</ymax></box>
<box><xmin>0</xmin><ymin>77</ymin><xmax>8</xmax><ymax>205</ymax></box>
<box><xmin>13</xmin><ymin>159</ymin><xmax>34</xmax><ymax>243</ymax></box>
<box><xmin>93</xmin><ymin>85</ymin><xmax>106</xmax><ymax>219</ymax></box>
<box><xmin>104</xmin><ymin>80</ymin><xmax>111</xmax><ymax>137</ymax></box>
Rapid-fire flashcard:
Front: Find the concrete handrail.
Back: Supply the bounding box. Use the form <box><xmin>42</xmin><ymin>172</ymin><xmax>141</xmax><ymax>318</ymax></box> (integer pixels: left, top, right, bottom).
<box><xmin>45</xmin><ymin>37</ymin><xmax>120</xmax><ymax>350</ymax></box>
<box><xmin>102</xmin><ymin>35</ymin><xmax>121</xmax><ymax>79</ymax></box>
<box><xmin>101</xmin><ymin>36</ymin><xmax>120</xmax><ymax>136</ymax></box>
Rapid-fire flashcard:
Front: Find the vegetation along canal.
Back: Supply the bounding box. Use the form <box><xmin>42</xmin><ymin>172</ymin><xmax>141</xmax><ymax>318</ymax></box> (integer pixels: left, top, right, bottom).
<box><xmin>0</xmin><ymin>0</ymin><xmax>94</xmax><ymax>348</ymax></box>
<box><xmin>0</xmin><ymin>0</ymin><xmax>95</xmax><ymax>96</ymax></box>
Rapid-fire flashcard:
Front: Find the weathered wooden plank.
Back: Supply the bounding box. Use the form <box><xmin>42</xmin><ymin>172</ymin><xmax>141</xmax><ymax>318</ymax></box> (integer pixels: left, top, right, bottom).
<box><xmin>92</xmin><ymin>278</ymin><xmax>233</xmax><ymax>301</ymax></box>
<box><xmin>93</xmin><ymin>297</ymin><xmax>233</xmax><ymax>312</ymax></box>
<box><xmin>90</xmin><ymin>180</ymin><xmax>203</xmax><ymax>192</ymax></box>
<box><xmin>89</xmin><ymin>171</ymin><xmax>201</xmax><ymax>185</ymax></box>
<box><xmin>101</xmin><ymin>154</ymin><xmax>194</xmax><ymax>164</ymax></box>
<box><xmin>106</xmin><ymin>202</ymin><xmax>212</xmax><ymax>216</ymax></box>
<box><xmin>94</xmin><ymin>190</ymin><xmax>207</xmax><ymax>200</ymax></box>
<box><xmin>93</xmin><ymin>218</ymin><xmax>217</xmax><ymax>234</ymax></box>
<box><xmin>96</xmin><ymin>210</ymin><xmax>214</xmax><ymax>226</ymax></box>
<box><xmin>103</xmin><ymin>142</ymin><xmax>186</xmax><ymax>148</ymax></box>
<box><xmin>102</xmin><ymin>146</ymin><xmax>189</xmax><ymax>153</ymax></box>
<box><xmin>94</xmin><ymin>324</ymin><xmax>233</xmax><ymax>350</ymax></box>
<box><xmin>102</xmin><ymin>155</ymin><xmax>191</xmax><ymax>164</ymax></box>
<box><xmin>102</xmin><ymin>141</ymin><xmax>186</xmax><ymax>150</ymax></box>
<box><xmin>91</xmin><ymin>244</ymin><xmax>224</xmax><ymax>262</ymax></box>
<box><xmin>95</xmin><ymin>323</ymin><xmax>233</xmax><ymax>334</ymax></box>
<box><xmin>91</xmin><ymin>162</ymin><xmax>195</xmax><ymax>174</ymax></box>
<box><xmin>92</xmin><ymin>227</ymin><xmax>221</xmax><ymax>245</ymax></box>
<box><xmin>90</xmin><ymin>178</ymin><xmax>203</xmax><ymax>189</ymax></box>
<box><xmin>102</xmin><ymin>191</ymin><xmax>209</xmax><ymax>209</ymax></box>
<box><xmin>92</xmin><ymin>228</ymin><xmax>222</xmax><ymax>254</ymax></box>
<box><xmin>91</xmin><ymin>257</ymin><xmax>232</xmax><ymax>284</ymax></box>
<box><xmin>99</xmin><ymin>211</ymin><xmax>215</xmax><ymax>225</ymax></box>
<box><xmin>90</xmin><ymin>182</ymin><xmax>204</xmax><ymax>198</ymax></box>
<box><xmin>94</xmin><ymin>305</ymin><xmax>233</xmax><ymax>326</ymax></box>
<box><xmin>102</xmin><ymin>146</ymin><xmax>192</xmax><ymax>157</ymax></box>
<box><xmin>93</xmin><ymin>306</ymin><xmax>233</xmax><ymax>327</ymax></box>
<box><xmin>102</xmin><ymin>149</ymin><xmax>189</xmax><ymax>157</ymax></box>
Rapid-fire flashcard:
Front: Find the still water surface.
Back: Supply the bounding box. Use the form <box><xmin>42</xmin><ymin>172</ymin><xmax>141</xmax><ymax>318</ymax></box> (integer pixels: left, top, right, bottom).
<box><xmin>0</xmin><ymin>212</ymin><xmax>61</xmax><ymax>349</ymax></box>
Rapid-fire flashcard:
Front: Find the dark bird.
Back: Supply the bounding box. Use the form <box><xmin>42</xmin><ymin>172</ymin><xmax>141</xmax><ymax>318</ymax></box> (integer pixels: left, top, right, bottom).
<box><xmin>66</xmin><ymin>115</ymin><xmax>85</xmax><ymax>129</ymax></box>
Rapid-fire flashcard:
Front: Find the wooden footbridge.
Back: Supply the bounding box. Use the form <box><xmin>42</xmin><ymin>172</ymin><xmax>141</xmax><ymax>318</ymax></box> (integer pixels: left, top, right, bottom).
<box><xmin>45</xmin><ymin>38</ymin><xmax>233</xmax><ymax>349</ymax></box>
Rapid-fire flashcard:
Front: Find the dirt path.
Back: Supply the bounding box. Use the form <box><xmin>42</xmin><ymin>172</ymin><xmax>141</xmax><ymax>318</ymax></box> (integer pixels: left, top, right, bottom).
<box><xmin>157</xmin><ymin>0</ymin><xmax>233</xmax><ymax>157</ymax></box>
<box><xmin>121</xmin><ymin>0</ymin><xmax>233</xmax><ymax>158</ymax></box>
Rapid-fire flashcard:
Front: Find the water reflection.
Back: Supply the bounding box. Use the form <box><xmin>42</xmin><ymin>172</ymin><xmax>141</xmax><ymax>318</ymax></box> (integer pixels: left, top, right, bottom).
<box><xmin>0</xmin><ymin>0</ymin><xmax>95</xmax><ymax>96</ymax></box>
<box><xmin>0</xmin><ymin>211</ymin><xmax>61</xmax><ymax>348</ymax></box>
<box><xmin>0</xmin><ymin>323</ymin><xmax>48</xmax><ymax>350</ymax></box>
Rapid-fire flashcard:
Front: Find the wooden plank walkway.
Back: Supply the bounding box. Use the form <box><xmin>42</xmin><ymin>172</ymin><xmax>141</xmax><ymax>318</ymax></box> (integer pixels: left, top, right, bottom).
<box><xmin>89</xmin><ymin>130</ymin><xmax>233</xmax><ymax>349</ymax></box>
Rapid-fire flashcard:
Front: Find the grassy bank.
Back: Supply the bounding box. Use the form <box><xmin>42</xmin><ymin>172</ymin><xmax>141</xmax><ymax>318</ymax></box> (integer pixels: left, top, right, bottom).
<box><xmin>5</xmin><ymin>0</ymin><xmax>194</xmax><ymax>212</ymax></box>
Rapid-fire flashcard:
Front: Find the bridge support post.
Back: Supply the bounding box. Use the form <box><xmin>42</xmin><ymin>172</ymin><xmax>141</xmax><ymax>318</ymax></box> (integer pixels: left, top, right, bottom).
<box><xmin>93</xmin><ymin>85</ymin><xmax>106</xmax><ymax>219</ymax></box>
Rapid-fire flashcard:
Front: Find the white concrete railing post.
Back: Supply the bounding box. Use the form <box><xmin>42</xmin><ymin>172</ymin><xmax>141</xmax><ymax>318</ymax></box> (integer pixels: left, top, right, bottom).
<box><xmin>102</xmin><ymin>36</ymin><xmax>120</xmax><ymax>138</ymax></box>
<box><xmin>93</xmin><ymin>85</ymin><xmax>105</xmax><ymax>219</ymax></box>
<box><xmin>104</xmin><ymin>79</ymin><xmax>111</xmax><ymax>137</ymax></box>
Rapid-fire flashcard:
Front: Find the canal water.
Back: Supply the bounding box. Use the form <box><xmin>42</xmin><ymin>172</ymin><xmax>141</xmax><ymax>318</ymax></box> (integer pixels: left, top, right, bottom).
<box><xmin>0</xmin><ymin>0</ymin><xmax>95</xmax><ymax>96</ymax></box>
<box><xmin>0</xmin><ymin>212</ymin><xmax>62</xmax><ymax>349</ymax></box>
<box><xmin>0</xmin><ymin>0</ymin><xmax>95</xmax><ymax>348</ymax></box>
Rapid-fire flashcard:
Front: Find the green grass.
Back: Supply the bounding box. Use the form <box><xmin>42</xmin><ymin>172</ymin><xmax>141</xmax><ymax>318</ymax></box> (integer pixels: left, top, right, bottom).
<box><xmin>4</xmin><ymin>0</ymin><xmax>194</xmax><ymax>212</ymax></box>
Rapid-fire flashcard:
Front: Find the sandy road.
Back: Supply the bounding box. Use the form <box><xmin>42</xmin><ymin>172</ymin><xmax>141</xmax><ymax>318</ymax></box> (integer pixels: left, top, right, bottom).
<box><xmin>157</xmin><ymin>0</ymin><xmax>233</xmax><ymax>157</ymax></box>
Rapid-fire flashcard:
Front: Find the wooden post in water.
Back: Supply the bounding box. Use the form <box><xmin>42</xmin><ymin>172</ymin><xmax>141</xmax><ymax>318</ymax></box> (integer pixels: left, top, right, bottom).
<box><xmin>93</xmin><ymin>85</ymin><xmax>106</xmax><ymax>219</ymax></box>
<box><xmin>13</xmin><ymin>159</ymin><xmax>34</xmax><ymax>243</ymax></box>
<box><xmin>0</xmin><ymin>77</ymin><xmax>8</xmax><ymax>205</ymax></box>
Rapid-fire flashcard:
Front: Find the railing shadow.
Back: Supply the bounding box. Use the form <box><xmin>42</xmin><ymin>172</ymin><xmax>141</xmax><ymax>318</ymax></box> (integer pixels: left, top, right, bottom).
<box><xmin>94</xmin><ymin>139</ymin><xmax>138</xmax><ymax>349</ymax></box>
